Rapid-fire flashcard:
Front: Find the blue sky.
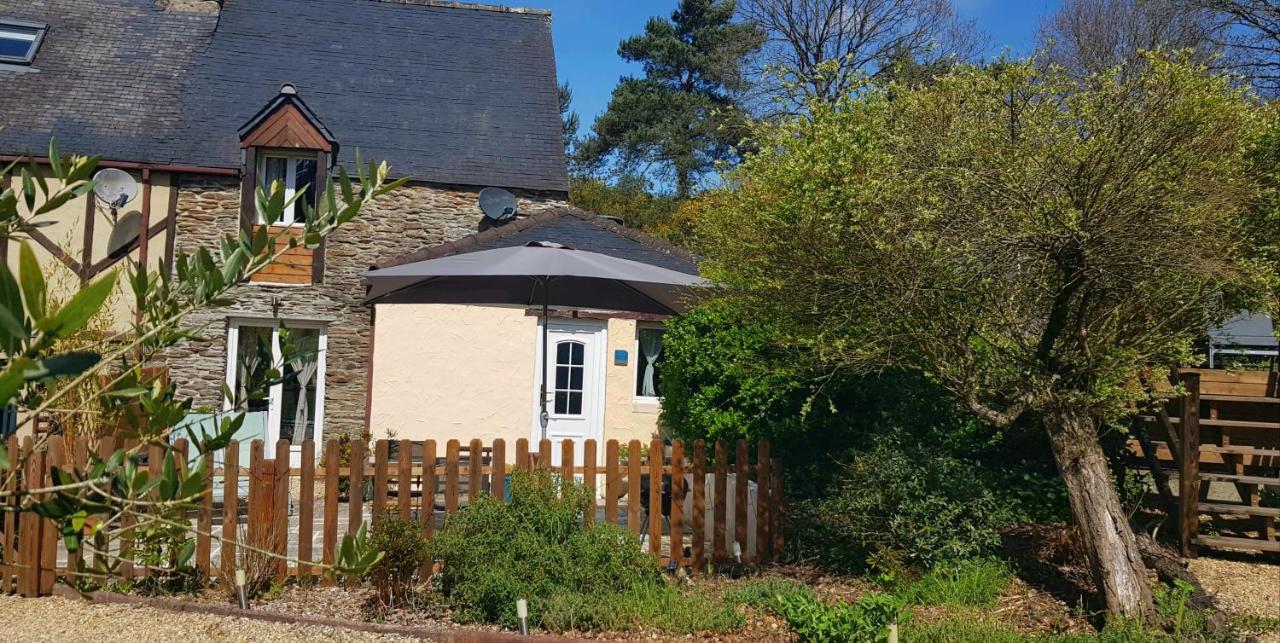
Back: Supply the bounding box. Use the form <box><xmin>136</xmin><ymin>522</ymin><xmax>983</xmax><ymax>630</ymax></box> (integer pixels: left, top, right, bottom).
<box><xmin>531</xmin><ymin>0</ymin><xmax>1064</xmax><ymax>134</ymax></box>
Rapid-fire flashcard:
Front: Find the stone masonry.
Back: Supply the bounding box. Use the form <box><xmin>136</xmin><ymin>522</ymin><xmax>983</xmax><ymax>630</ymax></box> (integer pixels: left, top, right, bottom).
<box><xmin>162</xmin><ymin>175</ymin><xmax>567</xmax><ymax>438</ymax></box>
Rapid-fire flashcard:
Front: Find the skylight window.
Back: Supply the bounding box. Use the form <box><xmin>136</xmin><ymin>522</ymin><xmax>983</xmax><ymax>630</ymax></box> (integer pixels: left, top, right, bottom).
<box><xmin>0</xmin><ymin>20</ymin><xmax>46</xmax><ymax>65</ymax></box>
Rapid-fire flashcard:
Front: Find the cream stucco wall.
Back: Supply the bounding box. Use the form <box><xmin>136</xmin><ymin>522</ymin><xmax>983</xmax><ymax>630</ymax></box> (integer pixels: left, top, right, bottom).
<box><xmin>5</xmin><ymin>168</ymin><xmax>173</xmax><ymax>333</ymax></box>
<box><xmin>369</xmin><ymin>304</ymin><xmax>664</xmax><ymax>457</ymax></box>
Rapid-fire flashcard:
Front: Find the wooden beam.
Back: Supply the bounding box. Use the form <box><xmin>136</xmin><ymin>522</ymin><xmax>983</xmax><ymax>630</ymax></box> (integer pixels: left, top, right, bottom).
<box><xmin>240</xmin><ymin>147</ymin><xmax>257</xmax><ymax>234</ymax></box>
<box><xmin>0</xmin><ymin>155</ymin><xmax>238</xmax><ymax>176</ymax></box>
<box><xmin>311</xmin><ymin>150</ymin><xmax>326</xmax><ymax>284</ymax></box>
<box><xmin>1179</xmin><ymin>372</ymin><xmax>1201</xmax><ymax>558</ymax></box>
<box><xmin>80</xmin><ymin>191</ymin><xmax>95</xmax><ymax>283</ymax></box>
<box><xmin>164</xmin><ymin>175</ymin><xmax>178</xmax><ymax>278</ymax></box>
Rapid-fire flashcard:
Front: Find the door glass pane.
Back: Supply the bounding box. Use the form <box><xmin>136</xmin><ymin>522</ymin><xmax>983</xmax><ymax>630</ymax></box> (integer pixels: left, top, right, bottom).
<box><xmin>552</xmin><ymin>340</ymin><xmax>585</xmax><ymax>417</ymax></box>
<box><xmin>279</xmin><ymin>328</ymin><xmax>320</xmax><ymax>445</ymax></box>
<box><xmin>232</xmin><ymin>326</ymin><xmax>273</xmax><ymax>412</ymax></box>
<box><xmin>260</xmin><ymin>157</ymin><xmax>288</xmax><ymax>202</ymax></box>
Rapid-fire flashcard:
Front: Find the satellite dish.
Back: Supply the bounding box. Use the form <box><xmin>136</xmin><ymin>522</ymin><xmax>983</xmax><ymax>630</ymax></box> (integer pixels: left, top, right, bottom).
<box><xmin>479</xmin><ymin>187</ymin><xmax>517</xmax><ymax>222</ymax></box>
<box><xmin>92</xmin><ymin>169</ymin><xmax>139</xmax><ymax>209</ymax></box>
<box><xmin>106</xmin><ymin>211</ymin><xmax>142</xmax><ymax>259</ymax></box>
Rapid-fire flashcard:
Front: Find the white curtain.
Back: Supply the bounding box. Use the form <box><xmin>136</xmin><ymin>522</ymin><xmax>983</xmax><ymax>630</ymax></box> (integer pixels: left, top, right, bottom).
<box><xmin>289</xmin><ymin>333</ymin><xmax>319</xmax><ymax>443</ymax></box>
<box><xmin>639</xmin><ymin>330</ymin><xmax>663</xmax><ymax>397</ymax></box>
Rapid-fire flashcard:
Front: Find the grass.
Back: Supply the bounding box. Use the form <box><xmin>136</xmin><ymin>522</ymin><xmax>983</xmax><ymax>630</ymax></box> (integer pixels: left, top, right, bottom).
<box><xmin>1231</xmin><ymin>613</ymin><xmax>1280</xmax><ymax>636</ymax></box>
<box><xmin>539</xmin><ymin>582</ymin><xmax>745</xmax><ymax>634</ymax></box>
<box><xmin>906</xmin><ymin>558</ymin><xmax>1013</xmax><ymax>607</ymax></box>
<box><xmin>903</xmin><ymin>616</ymin><xmax>1029</xmax><ymax>642</ymax></box>
<box><xmin>722</xmin><ymin>577</ymin><xmax>816</xmax><ymax>609</ymax></box>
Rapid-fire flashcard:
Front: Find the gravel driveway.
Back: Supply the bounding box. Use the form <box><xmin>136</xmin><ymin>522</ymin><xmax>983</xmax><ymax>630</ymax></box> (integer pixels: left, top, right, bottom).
<box><xmin>0</xmin><ymin>594</ymin><xmax>424</xmax><ymax>642</ymax></box>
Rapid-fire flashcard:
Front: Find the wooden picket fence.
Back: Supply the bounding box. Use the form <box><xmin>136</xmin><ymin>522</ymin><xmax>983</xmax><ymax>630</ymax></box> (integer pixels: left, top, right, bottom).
<box><xmin>0</xmin><ymin>436</ymin><xmax>783</xmax><ymax>596</ymax></box>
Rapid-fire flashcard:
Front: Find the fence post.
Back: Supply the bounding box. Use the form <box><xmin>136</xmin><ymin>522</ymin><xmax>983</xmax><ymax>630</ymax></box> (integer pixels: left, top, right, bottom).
<box><xmin>757</xmin><ymin>440</ymin><xmax>771</xmax><ymax>563</ymax></box>
<box><xmin>1179</xmin><ymin>372</ymin><xmax>1201</xmax><ymax>558</ymax></box>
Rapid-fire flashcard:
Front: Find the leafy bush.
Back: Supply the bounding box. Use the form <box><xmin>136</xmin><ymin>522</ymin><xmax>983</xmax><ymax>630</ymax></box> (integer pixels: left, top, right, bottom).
<box><xmin>432</xmin><ymin>469</ymin><xmax>663</xmax><ymax>630</ymax></box>
<box><xmin>789</xmin><ymin>440</ymin><xmax>1012</xmax><ymax>573</ymax></box>
<box><xmin>368</xmin><ymin>511</ymin><xmax>431</xmax><ymax>607</ymax></box>
<box><xmin>906</xmin><ymin>558</ymin><xmax>1013</xmax><ymax>607</ymax></box>
<box><xmin>773</xmin><ymin>591</ymin><xmax>904</xmax><ymax>643</ymax></box>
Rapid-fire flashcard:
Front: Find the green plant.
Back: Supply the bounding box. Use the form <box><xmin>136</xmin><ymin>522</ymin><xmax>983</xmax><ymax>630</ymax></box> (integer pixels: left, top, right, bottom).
<box><xmin>432</xmin><ymin>469</ymin><xmax>663</xmax><ymax>630</ymax></box>
<box><xmin>902</xmin><ymin>617</ymin><xmax>1028</xmax><ymax>642</ymax></box>
<box><xmin>789</xmin><ymin>440</ymin><xmax>1011</xmax><ymax>573</ymax></box>
<box><xmin>906</xmin><ymin>558</ymin><xmax>1013</xmax><ymax>608</ymax></box>
<box><xmin>773</xmin><ymin>591</ymin><xmax>904</xmax><ymax>643</ymax></box>
<box><xmin>722</xmin><ymin>576</ymin><xmax>816</xmax><ymax>609</ymax></box>
<box><xmin>368</xmin><ymin>511</ymin><xmax>431</xmax><ymax>607</ymax></box>
<box><xmin>540</xmin><ymin>582</ymin><xmax>743</xmax><ymax>634</ymax></box>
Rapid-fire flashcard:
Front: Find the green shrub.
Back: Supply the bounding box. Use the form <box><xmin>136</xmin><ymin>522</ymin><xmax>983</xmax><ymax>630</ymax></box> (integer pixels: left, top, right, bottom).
<box><xmin>367</xmin><ymin>511</ymin><xmax>431</xmax><ymax>607</ymax></box>
<box><xmin>432</xmin><ymin>469</ymin><xmax>664</xmax><ymax>630</ymax></box>
<box><xmin>789</xmin><ymin>440</ymin><xmax>1011</xmax><ymax>573</ymax></box>
<box><xmin>906</xmin><ymin>558</ymin><xmax>1013</xmax><ymax>607</ymax></box>
<box><xmin>773</xmin><ymin>591</ymin><xmax>904</xmax><ymax>643</ymax></box>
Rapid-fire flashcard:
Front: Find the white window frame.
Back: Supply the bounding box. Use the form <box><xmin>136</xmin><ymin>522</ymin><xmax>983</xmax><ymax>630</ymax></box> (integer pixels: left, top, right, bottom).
<box><xmin>256</xmin><ymin>153</ymin><xmax>316</xmax><ymax>227</ymax></box>
<box><xmin>223</xmin><ymin>319</ymin><xmax>328</xmax><ymax>464</ymax></box>
<box><xmin>0</xmin><ymin>19</ymin><xmax>47</xmax><ymax>65</ymax></box>
<box><xmin>633</xmin><ymin>322</ymin><xmax>666</xmax><ymax>405</ymax></box>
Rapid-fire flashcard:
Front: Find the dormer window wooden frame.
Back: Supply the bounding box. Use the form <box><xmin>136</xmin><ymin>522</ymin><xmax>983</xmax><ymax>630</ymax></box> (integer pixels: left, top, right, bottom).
<box><xmin>237</xmin><ymin>84</ymin><xmax>338</xmax><ymax>285</ymax></box>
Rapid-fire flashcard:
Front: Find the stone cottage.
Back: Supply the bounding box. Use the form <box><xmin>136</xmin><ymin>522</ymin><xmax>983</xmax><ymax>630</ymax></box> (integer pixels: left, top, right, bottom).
<box><xmin>0</xmin><ymin>0</ymin><xmax>570</xmax><ymax>462</ymax></box>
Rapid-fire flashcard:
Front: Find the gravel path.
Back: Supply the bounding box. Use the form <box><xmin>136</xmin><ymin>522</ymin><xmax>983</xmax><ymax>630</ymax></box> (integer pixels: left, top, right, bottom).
<box><xmin>0</xmin><ymin>594</ymin><xmax>425</xmax><ymax>642</ymax></box>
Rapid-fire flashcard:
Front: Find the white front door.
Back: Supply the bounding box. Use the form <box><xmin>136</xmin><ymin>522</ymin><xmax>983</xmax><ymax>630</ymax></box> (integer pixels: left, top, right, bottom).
<box><xmin>533</xmin><ymin>319</ymin><xmax>606</xmax><ymax>467</ymax></box>
<box><xmin>224</xmin><ymin>320</ymin><xmax>328</xmax><ymax>468</ymax></box>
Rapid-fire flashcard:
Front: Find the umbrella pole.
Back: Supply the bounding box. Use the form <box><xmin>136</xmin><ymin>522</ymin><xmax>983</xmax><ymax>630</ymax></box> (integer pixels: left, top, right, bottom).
<box><xmin>539</xmin><ymin>278</ymin><xmax>550</xmax><ymax>439</ymax></box>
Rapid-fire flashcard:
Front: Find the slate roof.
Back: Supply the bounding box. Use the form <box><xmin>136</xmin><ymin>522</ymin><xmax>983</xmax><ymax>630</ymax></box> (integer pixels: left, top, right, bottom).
<box><xmin>0</xmin><ymin>0</ymin><xmax>569</xmax><ymax>192</ymax></box>
<box><xmin>377</xmin><ymin>207</ymin><xmax>700</xmax><ymax>275</ymax></box>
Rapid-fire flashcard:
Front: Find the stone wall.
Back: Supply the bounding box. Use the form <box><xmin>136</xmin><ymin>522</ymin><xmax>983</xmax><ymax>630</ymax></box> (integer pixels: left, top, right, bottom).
<box><xmin>162</xmin><ymin>174</ymin><xmax>568</xmax><ymax>438</ymax></box>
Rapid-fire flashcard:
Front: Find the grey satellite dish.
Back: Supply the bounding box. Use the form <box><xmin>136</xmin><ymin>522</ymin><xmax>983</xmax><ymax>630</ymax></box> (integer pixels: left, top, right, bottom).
<box><xmin>92</xmin><ymin>168</ymin><xmax>139</xmax><ymax>209</ymax></box>
<box><xmin>479</xmin><ymin>187</ymin><xmax>517</xmax><ymax>222</ymax></box>
<box><xmin>106</xmin><ymin>211</ymin><xmax>142</xmax><ymax>259</ymax></box>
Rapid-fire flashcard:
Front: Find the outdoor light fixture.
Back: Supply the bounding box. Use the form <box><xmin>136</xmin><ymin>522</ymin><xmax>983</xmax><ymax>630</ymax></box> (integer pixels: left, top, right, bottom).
<box><xmin>516</xmin><ymin>598</ymin><xmax>529</xmax><ymax>635</ymax></box>
<box><xmin>235</xmin><ymin>569</ymin><xmax>249</xmax><ymax>610</ymax></box>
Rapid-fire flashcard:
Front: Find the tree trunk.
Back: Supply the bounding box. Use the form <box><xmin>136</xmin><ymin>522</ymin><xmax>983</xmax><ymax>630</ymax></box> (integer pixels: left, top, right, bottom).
<box><xmin>1045</xmin><ymin>405</ymin><xmax>1156</xmax><ymax>621</ymax></box>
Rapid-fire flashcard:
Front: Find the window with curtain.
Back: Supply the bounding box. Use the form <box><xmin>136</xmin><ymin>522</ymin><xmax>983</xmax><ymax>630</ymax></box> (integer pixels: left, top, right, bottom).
<box><xmin>279</xmin><ymin>327</ymin><xmax>320</xmax><ymax>445</ymax></box>
<box><xmin>256</xmin><ymin>154</ymin><xmax>317</xmax><ymax>225</ymax></box>
<box><xmin>635</xmin><ymin>327</ymin><xmax>665</xmax><ymax>399</ymax></box>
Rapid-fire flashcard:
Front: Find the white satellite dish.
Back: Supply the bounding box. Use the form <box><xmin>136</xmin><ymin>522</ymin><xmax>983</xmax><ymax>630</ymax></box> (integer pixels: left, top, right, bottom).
<box><xmin>92</xmin><ymin>168</ymin><xmax>138</xmax><ymax>209</ymax></box>
<box><xmin>479</xmin><ymin>187</ymin><xmax>517</xmax><ymax>222</ymax></box>
<box><xmin>106</xmin><ymin>211</ymin><xmax>142</xmax><ymax>259</ymax></box>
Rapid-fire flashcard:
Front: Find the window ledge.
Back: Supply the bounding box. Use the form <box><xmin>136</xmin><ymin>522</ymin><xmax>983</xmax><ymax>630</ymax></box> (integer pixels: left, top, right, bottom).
<box><xmin>632</xmin><ymin>398</ymin><xmax>661</xmax><ymax>414</ymax></box>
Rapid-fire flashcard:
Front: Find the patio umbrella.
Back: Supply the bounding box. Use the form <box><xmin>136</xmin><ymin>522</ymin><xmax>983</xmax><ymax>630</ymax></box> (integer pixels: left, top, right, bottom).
<box><xmin>362</xmin><ymin>241</ymin><xmax>708</xmax><ymax>436</ymax></box>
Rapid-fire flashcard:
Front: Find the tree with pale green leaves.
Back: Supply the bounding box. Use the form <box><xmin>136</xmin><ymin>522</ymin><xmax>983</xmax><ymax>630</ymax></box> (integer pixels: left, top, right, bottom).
<box><xmin>0</xmin><ymin>143</ymin><xmax>399</xmax><ymax>590</ymax></box>
<box><xmin>693</xmin><ymin>54</ymin><xmax>1274</xmax><ymax>620</ymax></box>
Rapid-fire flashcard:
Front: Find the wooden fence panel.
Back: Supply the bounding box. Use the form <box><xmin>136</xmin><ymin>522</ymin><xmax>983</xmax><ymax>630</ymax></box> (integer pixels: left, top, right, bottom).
<box><xmin>197</xmin><ymin>449</ymin><xmax>214</xmax><ymax>577</ymax></box>
<box><xmin>714</xmin><ymin>440</ymin><xmax>727</xmax><ymax>563</ymax></box>
<box><xmin>373</xmin><ymin>440</ymin><xmax>389</xmax><ymax>519</ymax></box>
<box><xmin>538</xmin><ymin>439</ymin><xmax>552</xmax><ymax>469</ymax></box>
<box><xmin>772</xmin><ymin>460</ymin><xmax>784</xmax><ymax>559</ymax></box>
<box><xmin>116</xmin><ymin>434</ymin><xmax>133</xmax><ymax>580</ymax></box>
<box><xmin>584</xmin><ymin>439</ymin><xmax>597</xmax><ymax>526</ymax></box>
<box><xmin>670</xmin><ymin>440</ymin><xmax>684</xmax><ymax>568</ymax></box>
<box><xmin>322</xmin><ymin>439</ymin><xmax>339</xmax><ymax>586</ymax></box>
<box><xmin>347</xmin><ymin>439</ymin><xmax>366</xmax><ymax>538</ymax></box>
<box><xmin>561</xmin><ymin>440</ymin><xmax>574</xmax><ymax>485</ymax></box>
<box><xmin>628</xmin><ymin>440</ymin><xmax>642</xmax><ymax>534</ymax></box>
<box><xmin>221</xmin><ymin>440</ymin><xmax>239</xmax><ymax>579</ymax></box>
<box><xmin>1180</xmin><ymin>372</ymin><xmax>1201</xmax><ymax>557</ymax></box>
<box><xmin>491</xmin><ymin>439</ymin><xmax>506</xmax><ymax>503</ymax></box>
<box><xmin>420</xmin><ymin>440</ymin><xmax>436</xmax><ymax>538</ymax></box>
<box><xmin>735</xmin><ymin>440</ymin><xmax>749</xmax><ymax>562</ymax></box>
<box><xmin>469</xmin><ymin>438</ymin><xmax>483</xmax><ymax>502</ymax></box>
<box><xmin>1</xmin><ymin>435</ymin><xmax>16</xmax><ymax>593</ymax></box>
<box><xmin>648</xmin><ymin>438</ymin><xmax>662</xmax><ymax>557</ymax></box>
<box><xmin>604</xmin><ymin>440</ymin><xmax>619</xmax><ymax>525</ymax></box>
<box><xmin>757</xmin><ymin>440</ymin><xmax>771</xmax><ymax>562</ymax></box>
<box><xmin>692</xmin><ymin>439</ymin><xmax>706</xmax><ymax>572</ymax></box>
<box><xmin>444</xmin><ymin>440</ymin><xmax>459</xmax><ymax>515</ymax></box>
<box><xmin>18</xmin><ymin>437</ymin><xmax>39</xmax><ymax>596</ymax></box>
<box><xmin>299</xmin><ymin>440</ymin><xmax>315</xmax><ymax>579</ymax></box>
<box><xmin>515</xmin><ymin>438</ymin><xmax>529</xmax><ymax>471</ymax></box>
<box><xmin>397</xmin><ymin>439</ymin><xmax>412</xmax><ymax>520</ymax></box>
<box><xmin>66</xmin><ymin>436</ymin><xmax>88</xmax><ymax>577</ymax></box>
<box><xmin>273</xmin><ymin>440</ymin><xmax>289</xmax><ymax>580</ymax></box>
<box><xmin>39</xmin><ymin>437</ymin><xmax>61</xmax><ymax>594</ymax></box>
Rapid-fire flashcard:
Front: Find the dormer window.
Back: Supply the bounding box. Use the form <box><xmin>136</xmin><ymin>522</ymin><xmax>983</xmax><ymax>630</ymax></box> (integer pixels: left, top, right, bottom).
<box><xmin>0</xmin><ymin>19</ymin><xmax>46</xmax><ymax>65</ymax></box>
<box><xmin>258</xmin><ymin>153</ymin><xmax>318</xmax><ymax>226</ymax></box>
